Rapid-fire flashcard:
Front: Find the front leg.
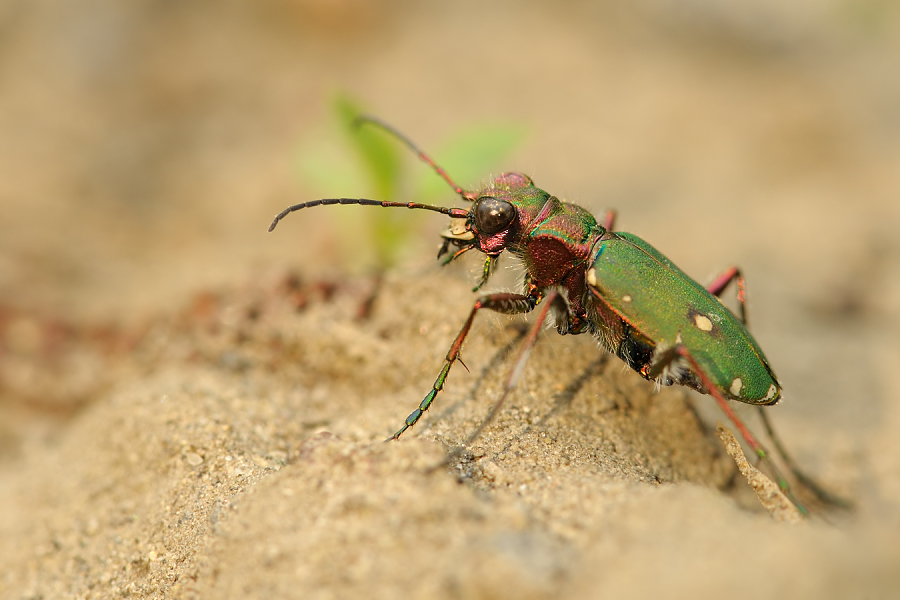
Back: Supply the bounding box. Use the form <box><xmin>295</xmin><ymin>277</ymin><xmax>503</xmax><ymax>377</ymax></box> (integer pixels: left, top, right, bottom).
<box><xmin>463</xmin><ymin>289</ymin><xmax>563</xmax><ymax>445</ymax></box>
<box><xmin>472</xmin><ymin>255</ymin><xmax>497</xmax><ymax>292</ymax></box>
<box><xmin>388</xmin><ymin>291</ymin><xmax>539</xmax><ymax>440</ymax></box>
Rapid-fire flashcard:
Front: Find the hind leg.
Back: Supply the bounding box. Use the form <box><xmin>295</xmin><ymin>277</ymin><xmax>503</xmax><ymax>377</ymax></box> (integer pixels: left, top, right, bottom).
<box><xmin>647</xmin><ymin>342</ymin><xmax>808</xmax><ymax>513</ymax></box>
<box><xmin>705</xmin><ymin>269</ymin><xmax>848</xmax><ymax>509</ymax></box>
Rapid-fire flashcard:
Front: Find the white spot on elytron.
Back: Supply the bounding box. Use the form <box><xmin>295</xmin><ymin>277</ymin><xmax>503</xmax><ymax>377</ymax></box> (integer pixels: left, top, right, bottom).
<box><xmin>764</xmin><ymin>384</ymin><xmax>778</xmax><ymax>401</ymax></box>
<box><xmin>587</xmin><ymin>268</ymin><xmax>597</xmax><ymax>286</ymax></box>
<box><xmin>730</xmin><ymin>378</ymin><xmax>743</xmax><ymax>397</ymax></box>
<box><xmin>693</xmin><ymin>313</ymin><xmax>713</xmax><ymax>332</ymax></box>
<box><xmin>622</xmin><ymin>294</ymin><xmax>632</xmax><ymax>303</ymax></box>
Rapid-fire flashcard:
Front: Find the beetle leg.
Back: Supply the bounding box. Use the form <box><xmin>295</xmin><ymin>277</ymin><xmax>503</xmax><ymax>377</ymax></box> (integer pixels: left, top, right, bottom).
<box><xmin>437</xmin><ymin>238</ymin><xmax>452</xmax><ymax>260</ymax></box>
<box><xmin>463</xmin><ymin>289</ymin><xmax>564</xmax><ymax>445</ymax></box>
<box><xmin>707</xmin><ymin>266</ymin><xmax>747</xmax><ymax>326</ymax></box>
<box><xmin>388</xmin><ymin>291</ymin><xmax>539</xmax><ymax>441</ymax></box>
<box><xmin>602</xmin><ymin>210</ymin><xmax>617</xmax><ymax>231</ymax></box>
<box><xmin>708</xmin><ymin>271</ymin><xmax>849</xmax><ymax>508</ymax></box>
<box><xmin>668</xmin><ymin>345</ymin><xmax>808</xmax><ymax>513</ymax></box>
<box><xmin>757</xmin><ymin>408</ymin><xmax>853</xmax><ymax>509</ymax></box>
<box><xmin>472</xmin><ymin>255</ymin><xmax>496</xmax><ymax>292</ymax></box>
<box><xmin>440</xmin><ymin>244</ymin><xmax>474</xmax><ymax>266</ymax></box>
<box><xmin>644</xmin><ymin>343</ymin><xmax>681</xmax><ymax>384</ymax></box>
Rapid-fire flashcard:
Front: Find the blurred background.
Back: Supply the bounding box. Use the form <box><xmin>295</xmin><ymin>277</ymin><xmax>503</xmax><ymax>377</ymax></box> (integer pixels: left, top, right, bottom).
<box><xmin>1</xmin><ymin>0</ymin><xmax>900</xmax><ymax>507</ymax></box>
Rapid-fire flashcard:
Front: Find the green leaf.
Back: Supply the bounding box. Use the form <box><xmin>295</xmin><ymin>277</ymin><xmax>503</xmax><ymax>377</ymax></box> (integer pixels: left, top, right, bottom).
<box><xmin>294</xmin><ymin>135</ymin><xmax>366</xmax><ymax>196</ymax></box>
<box><xmin>293</xmin><ymin>93</ymin><xmax>527</xmax><ymax>269</ymax></box>
<box><xmin>413</xmin><ymin>123</ymin><xmax>528</xmax><ymax>203</ymax></box>
<box><xmin>334</xmin><ymin>94</ymin><xmax>402</xmax><ymax>201</ymax></box>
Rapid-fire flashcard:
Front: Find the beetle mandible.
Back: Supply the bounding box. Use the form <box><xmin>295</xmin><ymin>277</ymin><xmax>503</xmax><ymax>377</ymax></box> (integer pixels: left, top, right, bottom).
<box><xmin>270</xmin><ymin>116</ymin><xmax>835</xmax><ymax>510</ymax></box>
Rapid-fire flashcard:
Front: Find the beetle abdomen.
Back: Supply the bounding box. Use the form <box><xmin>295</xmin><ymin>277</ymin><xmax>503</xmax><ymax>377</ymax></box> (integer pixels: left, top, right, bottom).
<box><xmin>586</xmin><ymin>232</ymin><xmax>781</xmax><ymax>405</ymax></box>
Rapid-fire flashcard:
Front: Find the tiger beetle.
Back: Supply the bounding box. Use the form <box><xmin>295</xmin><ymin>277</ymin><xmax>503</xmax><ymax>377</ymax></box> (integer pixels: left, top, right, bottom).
<box><xmin>269</xmin><ymin>116</ymin><xmax>844</xmax><ymax>512</ymax></box>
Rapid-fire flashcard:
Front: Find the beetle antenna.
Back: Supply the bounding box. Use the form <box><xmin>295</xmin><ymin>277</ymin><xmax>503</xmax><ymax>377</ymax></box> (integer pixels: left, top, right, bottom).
<box><xmin>268</xmin><ymin>198</ymin><xmax>469</xmax><ymax>232</ymax></box>
<box><xmin>353</xmin><ymin>115</ymin><xmax>477</xmax><ymax>202</ymax></box>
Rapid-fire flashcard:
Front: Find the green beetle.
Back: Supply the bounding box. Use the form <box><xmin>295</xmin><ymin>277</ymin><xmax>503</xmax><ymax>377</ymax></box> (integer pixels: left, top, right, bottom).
<box><xmin>270</xmin><ymin>116</ymin><xmax>844</xmax><ymax>511</ymax></box>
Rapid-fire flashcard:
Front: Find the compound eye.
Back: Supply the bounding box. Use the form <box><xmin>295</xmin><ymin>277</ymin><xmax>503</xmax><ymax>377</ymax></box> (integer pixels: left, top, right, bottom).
<box><xmin>475</xmin><ymin>197</ymin><xmax>515</xmax><ymax>234</ymax></box>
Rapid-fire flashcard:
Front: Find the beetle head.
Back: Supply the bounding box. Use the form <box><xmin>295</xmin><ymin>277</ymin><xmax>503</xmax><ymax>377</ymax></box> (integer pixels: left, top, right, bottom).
<box><xmin>439</xmin><ymin>172</ymin><xmax>535</xmax><ymax>256</ymax></box>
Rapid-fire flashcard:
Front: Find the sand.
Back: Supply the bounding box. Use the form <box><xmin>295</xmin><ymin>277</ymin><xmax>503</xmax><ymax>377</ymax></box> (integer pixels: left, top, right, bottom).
<box><xmin>2</xmin><ymin>269</ymin><xmax>898</xmax><ymax>599</ymax></box>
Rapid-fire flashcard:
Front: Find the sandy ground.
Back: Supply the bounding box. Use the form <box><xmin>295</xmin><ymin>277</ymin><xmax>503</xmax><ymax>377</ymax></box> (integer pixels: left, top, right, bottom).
<box><xmin>2</xmin><ymin>1</ymin><xmax>900</xmax><ymax>598</ymax></box>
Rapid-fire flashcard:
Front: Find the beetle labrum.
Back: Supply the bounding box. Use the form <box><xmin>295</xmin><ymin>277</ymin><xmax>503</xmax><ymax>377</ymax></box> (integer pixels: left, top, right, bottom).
<box><xmin>270</xmin><ymin>116</ymin><xmax>837</xmax><ymax>510</ymax></box>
